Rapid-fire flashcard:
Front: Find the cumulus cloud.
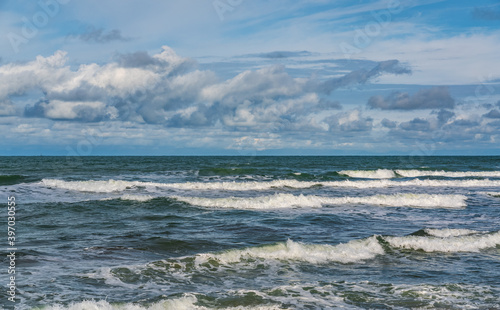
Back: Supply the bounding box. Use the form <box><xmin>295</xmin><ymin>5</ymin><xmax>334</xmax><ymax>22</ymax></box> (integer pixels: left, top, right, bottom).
<box><xmin>367</xmin><ymin>86</ymin><xmax>455</xmax><ymax>110</ymax></box>
<box><xmin>0</xmin><ymin>46</ymin><xmax>416</xmax><ymax>144</ymax></box>
<box><xmin>326</xmin><ymin>110</ymin><xmax>373</xmax><ymax>133</ymax></box>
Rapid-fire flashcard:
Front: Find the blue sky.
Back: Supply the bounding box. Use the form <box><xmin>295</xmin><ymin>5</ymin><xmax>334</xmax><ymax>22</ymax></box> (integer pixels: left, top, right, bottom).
<box><xmin>1</xmin><ymin>0</ymin><xmax>500</xmax><ymax>155</ymax></box>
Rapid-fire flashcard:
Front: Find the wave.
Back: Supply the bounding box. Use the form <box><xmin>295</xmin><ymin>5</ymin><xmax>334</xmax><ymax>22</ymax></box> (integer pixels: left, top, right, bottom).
<box><xmin>208</xmin><ymin>230</ymin><xmax>500</xmax><ymax>263</ymax></box>
<box><xmin>339</xmin><ymin>169</ymin><xmax>500</xmax><ymax>179</ymax></box>
<box><xmin>338</xmin><ymin>169</ymin><xmax>396</xmax><ymax>179</ymax></box>
<box><xmin>198</xmin><ymin>167</ymin><xmax>257</xmax><ymax>176</ymax></box>
<box><xmin>386</xmin><ymin>230</ymin><xmax>500</xmax><ymax>252</ymax></box>
<box><xmin>0</xmin><ymin>174</ymin><xmax>33</xmax><ymax>185</ymax></box>
<box><xmin>42</xmin><ymin>179</ymin><xmax>144</xmax><ymax>193</ymax></box>
<box><xmin>40</xmin><ymin>178</ymin><xmax>500</xmax><ymax>193</ymax></box>
<box><xmin>423</xmin><ymin>228</ymin><xmax>481</xmax><ymax>238</ymax></box>
<box><xmin>173</xmin><ymin>193</ymin><xmax>467</xmax><ymax>209</ymax></box>
<box><xmin>101</xmin><ymin>194</ymin><xmax>155</xmax><ymax>202</ymax></box>
<box><xmin>195</xmin><ymin>237</ymin><xmax>385</xmax><ymax>265</ymax></box>
<box><xmin>40</xmin><ymin>295</ymin><xmax>285</xmax><ymax>310</ymax></box>
<box><xmin>151</xmin><ymin>229</ymin><xmax>500</xmax><ymax>270</ymax></box>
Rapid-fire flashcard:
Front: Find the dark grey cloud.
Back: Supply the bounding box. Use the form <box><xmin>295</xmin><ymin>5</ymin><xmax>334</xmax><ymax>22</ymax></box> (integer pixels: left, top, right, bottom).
<box><xmin>317</xmin><ymin>60</ymin><xmax>411</xmax><ymax>94</ymax></box>
<box><xmin>340</xmin><ymin>117</ymin><xmax>373</xmax><ymax>132</ymax></box>
<box><xmin>115</xmin><ymin>51</ymin><xmax>199</xmax><ymax>74</ymax></box>
<box><xmin>483</xmin><ymin>109</ymin><xmax>500</xmax><ymax>119</ymax></box>
<box><xmin>24</xmin><ymin>99</ymin><xmax>48</xmax><ymax>118</ymax></box>
<box><xmin>24</xmin><ymin>99</ymin><xmax>106</xmax><ymax>122</ymax></box>
<box><xmin>381</xmin><ymin>118</ymin><xmax>397</xmax><ymax>128</ymax></box>
<box><xmin>117</xmin><ymin>51</ymin><xmax>163</xmax><ymax>68</ymax></box>
<box><xmin>399</xmin><ymin>118</ymin><xmax>431</xmax><ymax>131</ymax></box>
<box><xmin>368</xmin><ymin>86</ymin><xmax>455</xmax><ymax>110</ymax></box>
<box><xmin>436</xmin><ymin>109</ymin><xmax>455</xmax><ymax>123</ymax></box>
<box><xmin>166</xmin><ymin>104</ymin><xmax>218</xmax><ymax>128</ymax></box>
<box><xmin>78</xmin><ymin>27</ymin><xmax>129</xmax><ymax>43</ymax></box>
<box><xmin>315</xmin><ymin>99</ymin><xmax>342</xmax><ymax>110</ymax></box>
<box><xmin>450</xmin><ymin>119</ymin><xmax>480</xmax><ymax>127</ymax></box>
<box><xmin>472</xmin><ymin>7</ymin><xmax>500</xmax><ymax>20</ymax></box>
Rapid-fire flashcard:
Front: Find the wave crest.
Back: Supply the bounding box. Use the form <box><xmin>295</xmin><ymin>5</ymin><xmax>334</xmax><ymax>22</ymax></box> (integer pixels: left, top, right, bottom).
<box><xmin>339</xmin><ymin>169</ymin><xmax>500</xmax><ymax>179</ymax></box>
<box><xmin>387</xmin><ymin>230</ymin><xmax>500</xmax><ymax>252</ymax></box>
<box><xmin>174</xmin><ymin>193</ymin><xmax>467</xmax><ymax>209</ymax></box>
<box><xmin>41</xmin><ymin>178</ymin><xmax>500</xmax><ymax>193</ymax></box>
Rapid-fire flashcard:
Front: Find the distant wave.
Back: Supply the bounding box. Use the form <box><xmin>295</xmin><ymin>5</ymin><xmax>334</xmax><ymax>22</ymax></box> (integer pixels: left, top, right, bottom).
<box><xmin>0</xmin><ymin>174</ymin><xmax>33</xmax><ymax>185</ymax></box>
<box><xmin>41</xmin><ymin>178</ymin><xmax>500</xmax><ymax>193</ymax></box>
<box><xmin>484</xmin><ymin>192</ymin><xmax>500</xmax><ymax>198</ymax></box>
<box><xmin>339</xmin><ymin>169</ymin><xmax>500</xmax><ymax>179</ymax></box>
<box><xmin>173</xmin><ymin>193</ymin><xmax>467</xmax><ymax>209</ymax></box>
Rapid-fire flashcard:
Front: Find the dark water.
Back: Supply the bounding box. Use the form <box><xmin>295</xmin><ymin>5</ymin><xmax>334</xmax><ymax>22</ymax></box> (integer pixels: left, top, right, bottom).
<box><xmin>1</xmin><ymin>156</ymin><xmax>500</xmax><ymax>309</ymax></box>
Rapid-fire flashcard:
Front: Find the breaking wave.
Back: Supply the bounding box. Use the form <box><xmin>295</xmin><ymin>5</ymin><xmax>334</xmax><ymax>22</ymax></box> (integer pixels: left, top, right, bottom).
<box><xmin>194</xmin><ymin>237</ymin><xmax>385</xmax><ymax>265</ymax></box>
<box><xmin>156</xmin><ymin>229</ymin><xmax>500</xmax><ymax>270</ymax></box>
<box><xmin>40</xmin><ymin>178</ymin><xmax>500</xmax><ymax>193</ymax></box>
<box><xmin>173</xmin><ymin>193</ymin><xmax>467</xmax><ymax>209</ymax></box>
<box><xmin>339</xmin><ymin>169</ymin><xmax>500</xmax><ymax>179</ymax></box>
<box><xmin>423</xmin><ymin>228</ymin><xmax>481</xmax><ymax>238</ymax></box>
<box><xmin>40</xmin><ymin>295</ymin><xmax>285</xmax><ymax>310</ymax></box>
<box><xmin>387</xmin><ymin>230</ymin><xmax>500</xmax><ymax>252</ymax></box>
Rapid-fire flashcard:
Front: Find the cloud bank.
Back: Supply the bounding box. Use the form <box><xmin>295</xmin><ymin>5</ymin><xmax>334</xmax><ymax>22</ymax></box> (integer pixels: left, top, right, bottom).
<box><xmin>1</xmin><ymin>46</ymin><xmax>410</xmax><ymax>135</ymax></box>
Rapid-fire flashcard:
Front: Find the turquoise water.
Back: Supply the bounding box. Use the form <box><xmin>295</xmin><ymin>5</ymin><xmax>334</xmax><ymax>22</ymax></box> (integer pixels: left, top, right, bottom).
<box><xmin>1</xmin><ymin>156</ymin><xmax>500</xmax><ymax>309</ymax></box>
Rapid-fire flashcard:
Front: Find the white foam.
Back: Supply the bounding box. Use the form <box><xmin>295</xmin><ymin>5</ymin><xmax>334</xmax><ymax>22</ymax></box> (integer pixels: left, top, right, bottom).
<box><xmin>396</xmin><ymin>169</ymin><xmax>500</xmax><ymax>178</ymax></box>
<box><xmin>41</xmin><ymin>296</ymin><xmax>286</xmax><ymax>310</ymax></box>
<box><xmin>424</xmin><ymin>228</ymin><xmax>481</xmax><ymax>238</ymax></box>
<box><xmin>41</xmin><ymin>178</ymin><xmax>500</xmax><ymax>193</ymax></box>
<box><xmin>195</xmin><ymin>237</ymin><xmax>385</xmax><ymax>265</ymax></box>
<box><xmin>42</xmin><ymin>179</ymin><xmax>143</xmax><ymax>193</ymax></box>
<box><xmin>340</xmin><ymin>169</ymin><xmax>500</xmax><ymax>179</ymax></box>
<box><xmin>119</xmin><ymin>194</ymin><xmax>155</xmax><ymax>202</ymax></box>
<box><xmin>386</xmin><ymin>231</ymin><xmax>500</xmax><ymax>252</ymax></box>
<box><xmin>339</xmin><ymin>169</ymin><xmax>396</xmax><ymax>179</ymax></box>
<box><xmin>173</xmin><ymin>193</ymin><xmax>466</xmax><ymax>209</ymax></box>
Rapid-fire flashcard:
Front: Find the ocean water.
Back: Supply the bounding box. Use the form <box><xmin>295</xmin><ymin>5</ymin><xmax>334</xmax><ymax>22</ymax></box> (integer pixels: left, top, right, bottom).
<box><xmin>1</xmin><ymin>156</ymin><xmax>500</xmax><ymax>310</ymax></box>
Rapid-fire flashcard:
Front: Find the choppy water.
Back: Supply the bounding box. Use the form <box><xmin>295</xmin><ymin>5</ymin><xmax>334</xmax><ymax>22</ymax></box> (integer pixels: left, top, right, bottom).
<box><xmin>1</xmin><ymin>156</ymin><xmax>500</xmax><ymax>309</ymax></box>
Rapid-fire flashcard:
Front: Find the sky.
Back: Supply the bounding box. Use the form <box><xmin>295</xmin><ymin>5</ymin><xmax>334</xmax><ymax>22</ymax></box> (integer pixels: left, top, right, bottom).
<box><xmin>1</xmin><ymin>0</ymin><xmax>500</xmax><ymax>156</ymax></box>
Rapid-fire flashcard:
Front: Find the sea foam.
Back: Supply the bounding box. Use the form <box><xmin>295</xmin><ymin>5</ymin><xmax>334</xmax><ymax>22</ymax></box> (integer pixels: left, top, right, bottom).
<box><xmin>387</xmin><ymin>230</ymin><xmax>500</xmax><ymax>252</ymax></box>
<box><xmin>173</xmin><ymin>193</ymin><xmax>467</xmax><ymax>209</ymax></box>
<box><xmin>41</xmin><ymin>296</ymin><xmax>285</xmax><ymax>310</ymax></box>
<box><xmin>195</xmin><ymin>237</ymin><xmax>385</xmax><ymax>265</ymax></box>
<box><xmin>339</xmin><ymin>169</ymin><xmax>500</xmax><ymax>179</ymax></box>
<box><xmin>41</xmin><ymin>178</ymin><xmax>500</xmax><ymax>193</ymax></box>
<box><xmin>424</xmin><ymin>228</ymin><xmax>481</xmax><ymax>238</ymax></box>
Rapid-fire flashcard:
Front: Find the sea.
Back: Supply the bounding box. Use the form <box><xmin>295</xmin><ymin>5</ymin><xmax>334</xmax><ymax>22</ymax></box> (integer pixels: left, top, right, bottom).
<box><xmin>1</xmin><ymin>156</ymin><xmax>500</xmax><ymax>310</ymax></box>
